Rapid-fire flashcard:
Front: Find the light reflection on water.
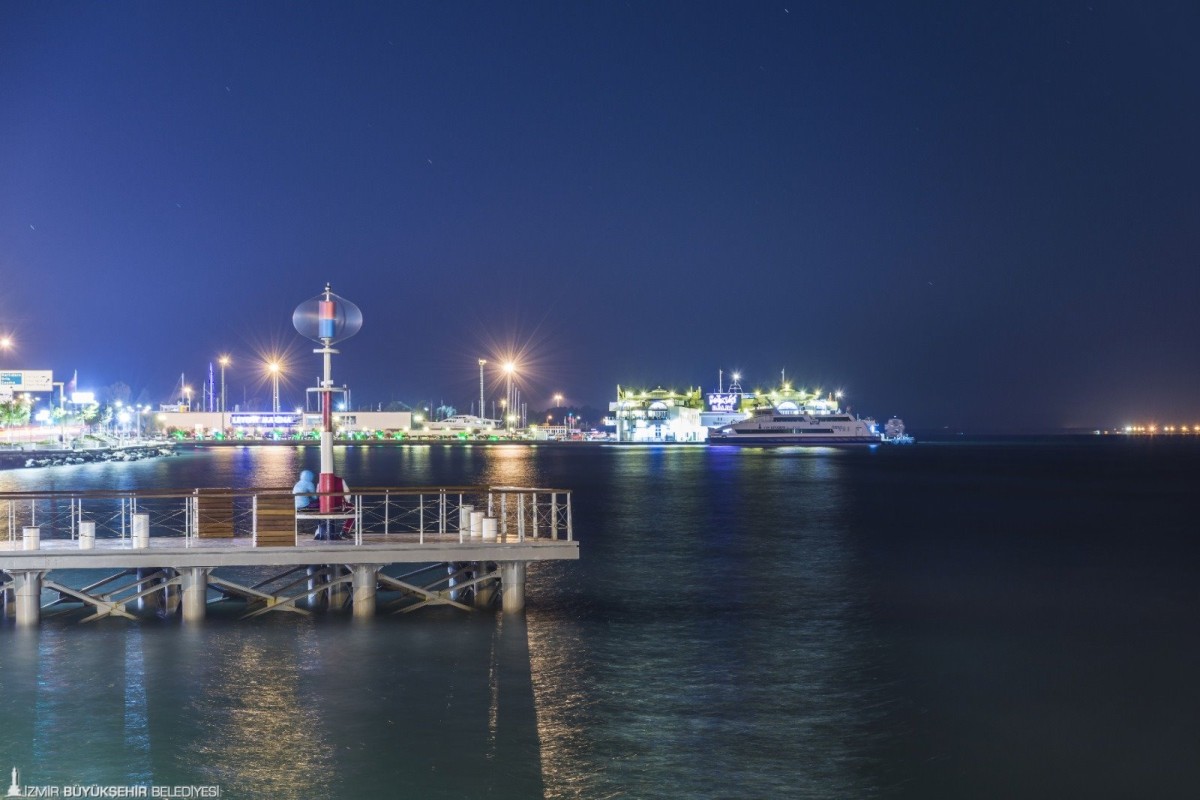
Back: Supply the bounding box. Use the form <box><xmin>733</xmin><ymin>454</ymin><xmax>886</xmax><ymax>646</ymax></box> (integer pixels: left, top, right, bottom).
<box><xmin>7</xmin><ymin>442</ymin><xmax>1193</xmax><ymax>797</ymax></box>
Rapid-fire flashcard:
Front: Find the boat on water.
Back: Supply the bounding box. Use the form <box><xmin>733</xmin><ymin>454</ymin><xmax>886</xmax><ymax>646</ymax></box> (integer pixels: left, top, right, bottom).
<box><xmin>882</xmin><ymin>417</ymin><xmax>915</xmax><ymax>444</ymax></box>
<box><xmin>708</xmin><ymin>406</ymin><xmax>880</xmax><ymax>445</ymax></box>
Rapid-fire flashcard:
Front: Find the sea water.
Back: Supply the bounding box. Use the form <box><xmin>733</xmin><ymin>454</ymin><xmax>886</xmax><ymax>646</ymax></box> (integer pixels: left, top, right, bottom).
<box><xmin>1</xmin><ymin>439</ymin><xmax>1197</xmax><ymax>798</ymax></box>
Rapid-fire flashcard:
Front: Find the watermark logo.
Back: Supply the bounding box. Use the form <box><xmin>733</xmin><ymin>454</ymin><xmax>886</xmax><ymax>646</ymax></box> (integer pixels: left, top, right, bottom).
<box><xmin>8</xmin><ymin>768</ymin><xmax>220</xmax><ymax>799</ymax></box>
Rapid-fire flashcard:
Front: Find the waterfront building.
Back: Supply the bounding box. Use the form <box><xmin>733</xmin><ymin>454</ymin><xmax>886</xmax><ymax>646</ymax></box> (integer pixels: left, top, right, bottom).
<box><xmin>608</xmin><ymin>386</ymin><xmax>708</xmax><ymax>442</ymax></box>
<box><xmin>157</xmin><ymin>409</ymin><xmax>413</xmax><ymax>438</ymax></box>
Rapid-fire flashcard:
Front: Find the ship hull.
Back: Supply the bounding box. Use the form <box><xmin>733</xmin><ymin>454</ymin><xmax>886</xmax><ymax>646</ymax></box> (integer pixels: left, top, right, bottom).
<box><xmin>707</xmin><ymin>433</ymin><xmax>878</xmax><ymax>445</ymax></box>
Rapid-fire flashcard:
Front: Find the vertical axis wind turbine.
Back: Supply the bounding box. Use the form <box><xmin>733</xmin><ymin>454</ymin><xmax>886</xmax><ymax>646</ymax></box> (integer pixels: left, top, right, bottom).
<box><xmin>294</xmin><ymin>284</ymin><xmax>363</xmax><ymax>511</ymax></box>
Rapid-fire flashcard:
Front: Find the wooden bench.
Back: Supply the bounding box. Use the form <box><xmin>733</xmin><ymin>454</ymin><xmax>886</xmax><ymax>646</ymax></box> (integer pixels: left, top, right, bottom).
<box><xmin>195</xmin><ymin>490</ymin><xmax>235</xmax><ymax>539</ymax></box>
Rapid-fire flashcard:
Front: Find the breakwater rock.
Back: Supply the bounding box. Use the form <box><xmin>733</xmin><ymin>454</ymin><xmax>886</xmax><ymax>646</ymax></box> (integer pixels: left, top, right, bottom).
<box><xmin>0</xmin><ymin>444</ymin><xmax>177</xmax><ymax>470</ymax></box>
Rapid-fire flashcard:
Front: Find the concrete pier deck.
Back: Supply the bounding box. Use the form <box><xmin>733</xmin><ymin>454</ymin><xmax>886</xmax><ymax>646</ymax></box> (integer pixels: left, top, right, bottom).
<box><xmin>0</xmin><ymin>485</ymin><xmax>578</xmax><ymax>625</ymax></box>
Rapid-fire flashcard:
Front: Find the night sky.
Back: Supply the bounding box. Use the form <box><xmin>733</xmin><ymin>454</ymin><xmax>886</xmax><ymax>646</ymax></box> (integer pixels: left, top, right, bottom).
<box><xmin>3</xmin><ymin>2</ymin><xmax>1198</xmax><ymax>432</ymax></box>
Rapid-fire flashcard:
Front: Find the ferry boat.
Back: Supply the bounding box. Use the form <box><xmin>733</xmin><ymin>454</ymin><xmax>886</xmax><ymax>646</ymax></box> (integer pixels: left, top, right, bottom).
<box><xmin>708</xmin><ymin>406</ymin><xmax>880</xmax><ymax>445</ymax></box>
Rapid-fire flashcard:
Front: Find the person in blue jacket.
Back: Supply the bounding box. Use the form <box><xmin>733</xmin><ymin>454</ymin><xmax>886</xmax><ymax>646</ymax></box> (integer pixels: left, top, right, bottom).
<box><xmin>293</xmin><ymin>469</ymin><xmax>319</xmax><ymax>511</ymax></box>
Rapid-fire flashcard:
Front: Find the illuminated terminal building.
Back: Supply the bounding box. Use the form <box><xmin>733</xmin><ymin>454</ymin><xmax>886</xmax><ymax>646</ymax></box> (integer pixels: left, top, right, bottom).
<box><xmin>609</xmin><ymin>386</ymin><xmax>708</xmax><ymax>442</ymax></box>
<box><xmin>156</xmin><ymin>409</ymin><xmax>413</xmax><ymax>439</ymax></box>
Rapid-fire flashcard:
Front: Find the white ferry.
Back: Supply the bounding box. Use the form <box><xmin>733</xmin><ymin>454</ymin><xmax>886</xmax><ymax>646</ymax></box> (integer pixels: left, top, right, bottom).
<box><xmin>708</xmin><ymin>405</ymin><xmax>880</xmax><ymax>445</ymax></box>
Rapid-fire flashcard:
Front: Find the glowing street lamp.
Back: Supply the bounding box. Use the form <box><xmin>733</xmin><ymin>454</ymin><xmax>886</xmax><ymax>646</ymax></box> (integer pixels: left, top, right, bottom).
<box><xmin>554</xmin><ymin>393</ymin><xmax>563</xmax><ymax>408</ymax></box>
<box><xmin>503</xmin><ymin>362</ymin><xmax>516</xmax><ymax>430</ymax></box>
<box><xmin>267</xmin><ymin>361</ymin><xmax>281</xmax><ymax>413</ymax></box>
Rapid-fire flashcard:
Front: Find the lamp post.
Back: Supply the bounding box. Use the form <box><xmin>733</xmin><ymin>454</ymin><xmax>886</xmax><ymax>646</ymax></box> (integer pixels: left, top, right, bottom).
<box><xmin>478</xmin><ymin>359</ymin><xmax>487</xmax><ymax>421</ymax></box>
<box><xmin>219</xmin><ymin>355</ymin><xmax>230</xmax><ymax>430</ymax></box>
<box><xmin>503</xmin><ymin>362</ymin><xmax>515</xmax><ymax>430</ymax></box>
<box><xmin>183</xmin><ymin>386</ymin><xmax>192</xmax><ymax>412</ymax></box>
<box><xmin>268</xmin><ymin>361</ymin><xmax>280</xmax><ymax>413</ymax></box>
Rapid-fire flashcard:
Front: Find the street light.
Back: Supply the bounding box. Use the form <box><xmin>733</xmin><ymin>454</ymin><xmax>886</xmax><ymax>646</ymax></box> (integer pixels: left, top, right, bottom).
<box><xmin>554</xmin><ymin>393</ymin><xmax>563</xmax><ymax>408</ymax></box>
<box><xmin>183</xmin><ymin>386</ymin><xmax>192</xmax><ymax>411</ymax></box>
<box><xmin>219</xmin><ymin>353</ymin><xmax>230</xmax><ymax>406</ymax></box>
<box><xmin>478</xmin><ymin>359</ymin><xmax>487</xmax><ymax>420</ymax></box>
<box><xmin>267</xmin><ymin>361</ymin><xmax>281</xmax><ymax>413</ymax></box>
<box><xmin>503</xmin><ymin>362</ymin><xmax>516</xmax><ymax>430</ymax></box>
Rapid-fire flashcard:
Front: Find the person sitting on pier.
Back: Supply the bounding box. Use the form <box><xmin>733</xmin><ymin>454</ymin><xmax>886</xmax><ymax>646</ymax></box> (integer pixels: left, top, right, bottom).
<box><xmin>319</xmin><ymin>475</ymin><xmax>355</xmax><ymax>541</ymax></box>
<box><xmin>293</xmin><ymin>469</ymin><xmax>320</xmax><ymax>519</ymax></box>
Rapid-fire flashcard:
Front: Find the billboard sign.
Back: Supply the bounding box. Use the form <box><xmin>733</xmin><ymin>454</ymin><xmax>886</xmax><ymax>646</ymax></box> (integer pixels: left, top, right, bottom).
<box><xmin>0</xmin><ymin>370</ymin><xmax>54</xmax><ymax>392</ymax></box>
<box><xmin>229</xmin><ymin>413</ymin><xmax>301</xmax><ymax>427</ymax></box>
<box><xmin>707</xmin><ymin>392</ymin><xmax>740</xmax><ymax>413</ymax></box>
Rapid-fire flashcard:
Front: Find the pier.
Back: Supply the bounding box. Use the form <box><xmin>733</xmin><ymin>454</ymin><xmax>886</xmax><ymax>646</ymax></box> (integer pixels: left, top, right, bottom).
<box><xmin>0</xmin><ymin>485</ymin><xmax>577</xmax><ymax>626</ymax></box>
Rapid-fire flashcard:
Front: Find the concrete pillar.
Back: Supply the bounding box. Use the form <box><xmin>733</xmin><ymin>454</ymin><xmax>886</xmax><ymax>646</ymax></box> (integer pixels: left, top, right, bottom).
<box><xmin>13</xmin><ymin>570</ymin><xmax>43</xmax><ymax>627</ymax></box>
<box><xmin>2</xmin><ymin>578</ymin><xmax>14</xmax><ymax>619</ymax></box>
<box><xmin>474</xmin><ymin>561</ymin><xmax>496</xmax><ymax>608</ymax></box>
<box><xmin>306</xmin><ymin>566</ymin><xmax>328</xmax><ymax>612</ymax></box>
<box><xmin>162</xmin><ymin>570</ymin><xmax>181</xmax><ymax>617</ymax></box>
<box><xmin>351</xmin><ymin>565</ymin><xmax>378</xmax><ymax>620</ymax></box>
<box><xmin>180</xmin><ymin>567</ymin><xmax>208</xmax><ymax>624</ymax></box>
<box><xmin>327</xmin><ymin>565</ymin><xmax>349</xmax><ymax>610</ymax></box>
<box><xmin>137</xmin><ymin>568</ymin><xmax>161</xmax><ymax>614</ymax></box>
<box><xmin>23</xmin><ymin>526</ymin><xmax>40</xmax><ymax>551</ymax></box>
<box><xmin>500</xmin><ymin>561</ymin><xmax>526</xmax><ymax>614</ymax></box>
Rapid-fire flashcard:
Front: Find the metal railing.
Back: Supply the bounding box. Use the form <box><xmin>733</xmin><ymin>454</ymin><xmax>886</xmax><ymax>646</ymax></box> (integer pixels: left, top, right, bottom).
<box><xmin>0</xmin><ymin>485</ymin><xmax>573</xmax><ymax>548</ymax></box>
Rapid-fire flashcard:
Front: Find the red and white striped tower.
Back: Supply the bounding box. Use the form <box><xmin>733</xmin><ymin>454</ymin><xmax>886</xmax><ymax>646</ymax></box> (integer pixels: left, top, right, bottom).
<box><xmin>293</xmin><ymin>284</ymin><xmax>362</xmax><ymax>510</ymax></box>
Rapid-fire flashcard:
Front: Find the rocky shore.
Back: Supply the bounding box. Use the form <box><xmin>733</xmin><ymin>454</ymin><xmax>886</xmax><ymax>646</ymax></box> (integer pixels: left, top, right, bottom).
<box><xmin>0</xmin><ymin>443</ymin><xmax>177</xmax><ymax>470</ymax></box>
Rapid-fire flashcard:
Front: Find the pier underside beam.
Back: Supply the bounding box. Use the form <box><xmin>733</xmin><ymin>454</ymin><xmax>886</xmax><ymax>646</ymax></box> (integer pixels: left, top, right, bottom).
<box><xmin>378</xmin><ymin>564</ymin><xmax>498</xmax><ymax>614</ymax></box>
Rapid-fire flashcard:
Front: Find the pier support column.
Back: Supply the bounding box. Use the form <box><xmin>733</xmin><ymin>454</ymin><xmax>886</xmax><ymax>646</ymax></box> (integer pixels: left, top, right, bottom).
<box><xmin>2</xmin><ymin>581</ymin><xmax>12</xmax><ymax>619</ymax></box>
<box><xmin>500</xmin><ymin>561</ymin><xmax>526</xmax><ymax>614</ymax></box>
<box><xmin>12</xmin><ymin>570</ymin><xmax>43</xmax><ymax>628</ymax></box>
<box><xmin>328</xmin><ymin>565</ymin><xmax>349</xmax><ymax>610</ymax></box>
<box><xmin>162</xmin><ymin>570</ymin><xmax>181</xmax><ymax>617</ymax></box>
<box><xmin>180</xmin><ymin>567</ymin><xmax>208</xmax><ymax>624</ymax></box>
<box><xmin>474</xmin><ymin>561</ymin><xmax>496</xmax><ymax>609</ymax></box>
<box><xmin>137</xmin><ymin>568</ymin><xmax>161</xmax><ymax>614</ymax></box>
<box><xmin>307</xmin><ymin>566</ymin><xmax>328</xmax><ymax>612</ymax></box>
<box><xmin>351</xmin><ymin>565</ymin><xmax>378</xmax><ymax>620</ymax></box>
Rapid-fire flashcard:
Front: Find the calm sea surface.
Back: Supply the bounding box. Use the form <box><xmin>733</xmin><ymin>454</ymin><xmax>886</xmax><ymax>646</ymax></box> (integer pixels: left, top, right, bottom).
<box><xmin>1</xmin><ymin>439</ymin><xmax>1198</xmax><ymax>799</ymax></box>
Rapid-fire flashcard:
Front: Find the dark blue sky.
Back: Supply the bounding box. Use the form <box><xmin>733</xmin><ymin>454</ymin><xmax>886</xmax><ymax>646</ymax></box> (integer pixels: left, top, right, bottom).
<box><xmin>3</xmin><ymin>2</ymin><xmax>1198</xmax><ymax>432</ymax></box>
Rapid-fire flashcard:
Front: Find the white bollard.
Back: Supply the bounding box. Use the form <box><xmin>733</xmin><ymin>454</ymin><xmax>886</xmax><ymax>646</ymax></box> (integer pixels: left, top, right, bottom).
<box><xmin>78</xmin><ymin>521</ymin><xmax>96</xmax><ymax>550</ymax></box>
<box><xmin>470</xmin><ymin>510</ymin><xmax>484</xmax><ymax>538</ymax></box>
<box><xmin>22</xmin><ymin>527</ymin><xmax>40</xmax><ymax>551</ymax></box>
<box><xmin>132</xmin><ymin>513</ymin><xmax>150</xmax><ymax>549</ymax></box>
<box><xmin>459</xmin><ymin>504</ymin><xmax>474</xmax><ymax>536</ymax></box>
<box><xmin>482</xmin><ymin>516</ymin><xmax>498</xmax><ymax>541</ymax></box>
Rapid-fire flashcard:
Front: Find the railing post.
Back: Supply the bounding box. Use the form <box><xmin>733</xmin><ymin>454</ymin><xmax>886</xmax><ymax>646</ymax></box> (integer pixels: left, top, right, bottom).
<box><xmin>567</xmin><ymin>492</ymin><xmax>573</xmax><ymax>541</ymax></box>
<box><xmin>419</xmin><ymin>493</ymin><xmax>425</xmax><ymax>544</ymax></box>
<box><xmin>384</xmin><ymin>491</ymin><xmax>390</xmax><ymax>536</ymax></box>
<box><xmin>501</xmin><ymin>493</ymin><xmax>507</xmax><ymax>539</ymax></box>
<box><xmin>439</xmin><ymin>490</ymin><xmax>446</xmax><ymax>536</ymax></box>
<box><xmin>551</xmin><ymin>492</ymin><xmax>558</xmax><ymax>540</ymax></box>
<box><xmin>532</xmin><ymin>493</ymin><xmax>538</xmax><ymax>539</ymax></box>
<box><xmin>251</xmin><ymin>495</ymin><xmax>259</xmax><ymax>547</ymax></box>
<box><xmin>517</xmin><ymin>493</ymin><xmax>525</xmax><ymax>541</ymax></box>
